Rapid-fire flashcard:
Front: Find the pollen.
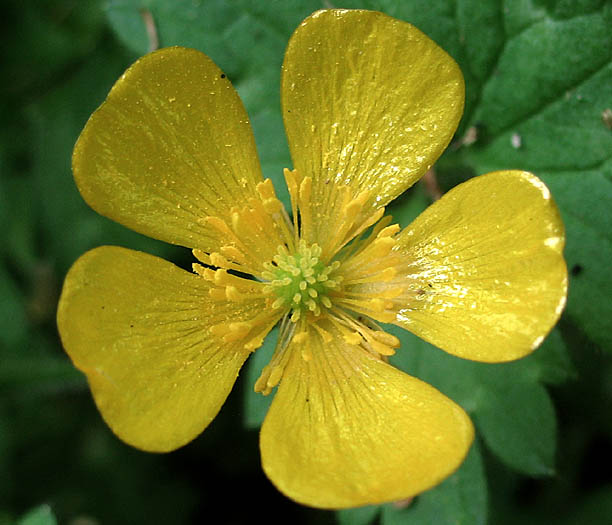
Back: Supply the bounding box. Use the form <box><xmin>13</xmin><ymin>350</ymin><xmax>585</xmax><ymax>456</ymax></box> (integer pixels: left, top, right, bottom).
<box><xmin>263</xmin><ymin>240</ymin><xmax>341</xmax><ymax>321</ymax></box>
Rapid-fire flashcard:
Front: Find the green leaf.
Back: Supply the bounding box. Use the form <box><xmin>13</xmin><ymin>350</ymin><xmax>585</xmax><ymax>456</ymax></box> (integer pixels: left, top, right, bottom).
<box><xmin>242</xmin><ymin>325</ymin><xmax>277</xmax><ymax>429</ymax></box>
<box><xmin>560</xmin><ymin>485</ymin><xmax>612</xmax><ymax>525</ymax></box>
<box><xmin>539</xmin><ymin>169</ymin><xmax>612</xmax><ymax>351</ymax></box>
<box><xmin>522</xmin><ymin>327</ymin><xmax>575</xmax><ymax>385</ymax></box>
<box><xmin>337</xmin><ymin>505</ymin><xmax>381</xmax><ymax>525</ymax></box>
<box><xmin>16</xmin><ymin>505</ymin><xmax>57</xmax><ymax>525</ymax></box>
<box><xmin>386</xmin><ymin>183</ymin><xmax>431</xmax><ymax>229</ymax></box>
<box><xmin>381</xmin><ymin>440</ymin><xmax>486</xmax><ymax>525</ymax></box>
<box><xmin>475</xmin><ymin>370</ymin><xmax>556</xmax><ymax>476</ymax></box>
<box><xmin>0</xmin><ymin>262</ymin><xmax>27</xmax><ymax>347</ymax></box>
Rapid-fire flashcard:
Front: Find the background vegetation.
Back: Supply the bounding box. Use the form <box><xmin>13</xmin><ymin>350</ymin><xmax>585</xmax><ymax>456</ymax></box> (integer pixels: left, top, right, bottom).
<box><xmin>1</xmin><ymin>0</ymin><xmax>610</xmax><ymax>523</ymax></box>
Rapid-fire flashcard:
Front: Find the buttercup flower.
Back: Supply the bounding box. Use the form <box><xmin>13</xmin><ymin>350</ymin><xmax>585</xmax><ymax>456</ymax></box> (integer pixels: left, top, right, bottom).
<box><xmin>57</xmin><ymin>9</ymin><xmax>567</xmax><ymax>508</ymax></box>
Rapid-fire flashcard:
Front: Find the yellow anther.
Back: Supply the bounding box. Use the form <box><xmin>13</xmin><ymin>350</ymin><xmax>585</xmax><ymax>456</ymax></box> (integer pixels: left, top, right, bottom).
<box><xmin>369</xmin><ymin>298</ymin><xmax>388</xmax><ymax>312</ymax></box>
<box><xmin>220</xmin><ymin>245</ymin><xmax>246</xmax><ymax>263</ymax></box>
<box><xmin>209</xmin><ymin>288</ymin><xmax>227</xmax><ymax>300</ymax></box>
<box><xmin>211</xmin><ymin>321</ymin><xmax>251</xmax><ymax>342</ymax></box>
<box><xmin>298</xmin><ymin>176</ymin><xmax>312</xmax><ymax>203</ymax></box>
<box><xmin>267</xmin><ymin>365</ymin><xmax>283</xmax><ymax>389</ymax></box>
<box><xmin>256</xmin><ymin>178</ymin><xmax>277</xmax><ymax>201</ymax></box>
<box><xmin>210</xmin><ymin>252</ymin><xmax>231</xmax><ymax>268</ymax></box>
<box><xmin>225</xmin><ymin>286</ymin><xmax>242</xmax><ymax>301</ymax></box>
<box><xmin>378</xmin><ymin>224</ymin><xmax>400</xmax><ymax>238</ymax></box>
<box><xmin>371</xmin><ymin>331</ymin><xmax>400</xmax><ymax>348</ymax></box>
<box><xmin>211</xmin><ymin>268</ymin><xmax>230</xmax><ymax>285</ymax></box>
<box><xmin>244</xmin><ymin>334</ymin><xmax>266</xmax><ymax>351</ymax></box>
<box><xmin>254</xmin><ymin>365</ymin><xmax>275</xmax><ymax>394</ymax></box>
<box><xmin>344</xmin><ymin>331</ymin><xmax>363</xmax><ymax>345</ymax></box>
<box><xmin>200</xmin><ymin>216</ymin><xmax>233</xmax><ymax>237</ymax></box>
<box><xmin>262</xmin><ymin>198</ymin><xmax>283</xmax><ymax>214</ymax></box>
<box><xmin>312</xmin><ymin>323</ymin><xmax>333</xmax><ymax>343</ymax></box>
<box><xmin>379</xmin><ymin>286</ymin><xmax>403</xmax><ymax>299</ymax></box>
<box><xmin>380</xmin><ymin>267</ymin><xmax>398</xmax><ymax>281</ymax></box>
<box><xmin>293</xmin><ymin>293</ymin><xmax>302</xmax><ymax>304</ymax></box>
<box><xmin>229</xmin><ymin>322</ymin><xmax>252</xmax><ymax>337</ymax></box>
<box><xmin>192</xmin><ymin>263</ymin><xmax>208</xmax><ymax>276</ymax></box>
<box><xmin>293</xmin><ymin>331</ymin><xmax>308</xmax><ymax>344</ymax></box>
<box><xmin>370</xmin><ymin>237</ymin><xmax>397</xmax><ymax>257</ymax></box>
<box><xmin>272</xmin><ymin>297</ymin><xmax>285</xmax><ymax>309</ymax></box>
<box><xmin>283</xmin><ymin>167</ymin><xmax>299</xmax><ymax>193</ymax></box>
<box><xmin>369</xmin><ymin>339</ymin><xmax>396</xmax><ymax>356</ymax></box>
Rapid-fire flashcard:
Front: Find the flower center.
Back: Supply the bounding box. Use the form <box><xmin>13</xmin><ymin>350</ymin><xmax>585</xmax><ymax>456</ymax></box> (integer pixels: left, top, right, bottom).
<box><xmin>263</xmin><ymin>240</ymin><xmax>341</xmax><ymax>322</ymax></box>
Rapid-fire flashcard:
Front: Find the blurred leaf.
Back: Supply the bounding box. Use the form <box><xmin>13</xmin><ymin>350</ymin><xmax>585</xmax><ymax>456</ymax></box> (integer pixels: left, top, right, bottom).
<box><xmin>242</xmin><ymin>325</ymin><xmax>277</xmax><ymax>429</ymax></box>
<box><xmin>381</xmin><ymin>440</ymin><xmax>486</xmax><ymax>525</ymax></box>
<box><xmin>16</xmin><ymin>505</ymin><xmax>57</xmax><ymax>525</ymax></box>
<box><xmin>526</xmin><ymin>327</ymin><xmax>575</xmax><ymax>385</ymax></box>
<box><xmin>560</xmin><ymin>485</ymin><xmax>612</xmax><ymax>525</ymax></box>
<box><xmin>3</xmin><ymin>177</ymin><xmax>38</xmax><ymax>273</ymax></box>
<box><xmin>0</xmin><ymin>262</ymin><xmax>27</xmax><ymax>347</ymax></box>
<box><xmin>0</xmin><ymin>0</ymin><xmax>106</xmax><ymax>97</ymax></box>
<box><xmin>386</xmin><ymin>183</ymin><xmax>431</xmax><ymax>229</ymax></box>
<box><xmin>475</xmin><ymin>371</ymin><xmax>556</xmax><ymax>476</ymax></box>
<box><xmin>539</xmin><ymin>170</ymin><xmax>612</xmax><ymax>352</ymax></box>
<box><xmin>337</xmin><ymin>504</ymin><xmax>380</xmax><ymax>525</ymax></box>
<box><xmin>0</xmin><ymin>354</ymin><xmax>83</xmax><ymax>393</ymax></box>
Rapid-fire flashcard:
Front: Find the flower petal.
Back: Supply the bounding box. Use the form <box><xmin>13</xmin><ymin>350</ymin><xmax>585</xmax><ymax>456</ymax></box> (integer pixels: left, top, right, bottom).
<box><xmin>260</xmin><ymin>321</ymin><xmax>474</xmax><ymax>509</ymax></box>
<box><xmin>391</xmin><ymin>171</ymin><xmax>567</xmax><ymax>362</ymax></box>
<box><xmin>73</xmin><ymin>47</ymin><xmax>263</xmax><ymax>252</ymax></box>
<box><xmin>282</xmin><ymin>9</ymin><xmax>464</xmax><ymax>246</ymax></box>
<box><xmin>57</xmin><ymin>246</ymin><xmax>271</xmax><ymax>452</ymax></box>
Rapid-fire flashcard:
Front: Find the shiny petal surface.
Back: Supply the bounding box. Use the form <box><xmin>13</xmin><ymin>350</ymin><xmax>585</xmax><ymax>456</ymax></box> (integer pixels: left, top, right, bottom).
<box><xmin>282</xmin><ymin>9</ymin><xmax>464</xmax><ymax>246</ymax></box>
<box><xmin>391</xmin><ymin>171</ymin><xmax>567</xmax><ymax>362</ymax></box>
<box><xmin>57</xmin><ymin>246</ymin><xmax>269</xmax><ymax>452</ymax></box>
<box><xmin>260</xmin><ymin>322</ymin><xmax>474</xmax><ymax>509</ymax></box>
<box><xmin>73</xmin><ymin>47</ymin><xmax>263</xmax><ymax>253</ymax></box>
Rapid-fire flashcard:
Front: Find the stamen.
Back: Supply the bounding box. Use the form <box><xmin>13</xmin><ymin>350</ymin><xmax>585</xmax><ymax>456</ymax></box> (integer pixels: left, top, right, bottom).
<box><xmin>254</xmin><ymin>316</ymin><xmax>298</xmax><ymax>395</ymax></box>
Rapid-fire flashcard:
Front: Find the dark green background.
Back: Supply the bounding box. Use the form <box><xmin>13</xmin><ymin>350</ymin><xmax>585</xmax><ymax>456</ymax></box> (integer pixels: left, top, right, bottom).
<box><xmin>1</xmin><ymin>0</ymin><xmax>611</xmax><ymax>523</ymax></box>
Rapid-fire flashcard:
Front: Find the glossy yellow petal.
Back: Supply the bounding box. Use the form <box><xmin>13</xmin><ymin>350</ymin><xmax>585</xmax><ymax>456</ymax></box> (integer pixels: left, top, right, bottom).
<box><xmin>389</xmin><ymin>171</ymin><xmax>567</xmax><ymax>362</ymax></box>
<box><xmin>282</xmin><ymin>9</ymin><xmax>464</xmax><ymax>249</ymax></box>
<box><xmin>73</xmin><ymin>47</ymin><xmax>263</xmax><ymax>253</ymax></box>
<box><xmin>260</xmin><ymin>321</ymin><xmax>474</xmax><ymax>509</ymax></box>
<box><xmin>57</xmin><ymin>246</ymin><xmax>274</xmax><ymax>452</ymax></box>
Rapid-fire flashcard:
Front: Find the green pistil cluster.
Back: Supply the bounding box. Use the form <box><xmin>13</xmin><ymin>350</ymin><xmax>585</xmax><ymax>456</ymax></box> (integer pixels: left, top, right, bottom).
<box><xmin>263</xmin><ymin>241</ymin><xmax>340</xmax><ymax>321</ymax></box>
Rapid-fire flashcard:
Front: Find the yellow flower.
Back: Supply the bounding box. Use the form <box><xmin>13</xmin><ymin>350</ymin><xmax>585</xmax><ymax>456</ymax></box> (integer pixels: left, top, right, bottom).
<box><xmin>57</xmin><ymin>9</ymin><xmax>567</xmax><ymax>509</ymax></box>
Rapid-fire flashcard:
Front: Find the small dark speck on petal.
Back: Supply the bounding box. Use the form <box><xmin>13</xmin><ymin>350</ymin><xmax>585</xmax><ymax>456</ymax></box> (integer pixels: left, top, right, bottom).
<box><xmin>220</xmin><ymin>74</ymin><xmax>226</xmax><ymax>79</ymax></box>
